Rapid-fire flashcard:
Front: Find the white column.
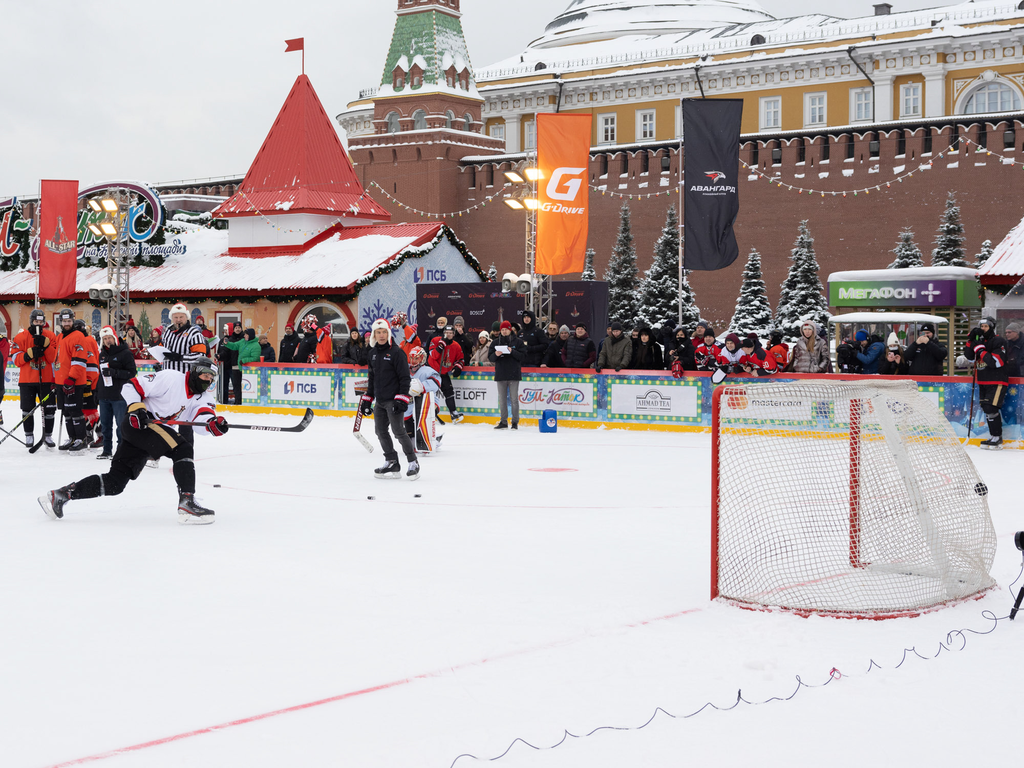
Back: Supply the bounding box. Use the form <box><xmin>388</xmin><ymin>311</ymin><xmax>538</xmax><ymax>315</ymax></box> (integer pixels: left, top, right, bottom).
<box><xmin>874</xmin><ymin>75</ymin><xmax>894</xmax><ymax>122</ymax></box>
<box><xmin>505</xmin><ymin>114</ymin><xmax>521</xmax><ymax>154</ymax></box>
<box><xmin>924</xmin><ymin>70</ymin><xmax>946</xmax><ymax>117</ymax></box>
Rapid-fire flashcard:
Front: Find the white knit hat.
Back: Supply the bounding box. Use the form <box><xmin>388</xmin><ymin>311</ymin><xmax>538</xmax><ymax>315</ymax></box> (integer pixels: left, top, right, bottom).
<box><xmin>170</xmin><ymin>302</ymin><xmax>189</xmax><ymax>316</ymax></box>
<box><xmin>370</xmin><ymin>318</ymin><xmax>391</xmax><ymax>346</ymax></box>
<box><xmin>100</xmin><ymin>325</ymin><xmax>116</xmax><ymax>340</ymax></box>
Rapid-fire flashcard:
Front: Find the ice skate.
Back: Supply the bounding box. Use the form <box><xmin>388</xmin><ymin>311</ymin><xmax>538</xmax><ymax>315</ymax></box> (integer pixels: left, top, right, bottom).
<box><xmin>58</xmin><ymin>438</ymin><xmax>74</xmax><ymax>451</ymax></box>
<box><xmin>452</xmin><ymin>412</ymin><xmax>464</xmax><ymax>424</ymax></box>
<box><xmin>25</xmin><ymin>433</ymin><xmax>34</xmax><ymax>450</ymax></box>
<box><xmin>147</xmin><ymin>458</ymin><xmax>160</xmax><ymax>469</ymax></box>
<box><xmin>177</xmin><ymin>492</ymin><xmax>215</xmax><ymax>525</ymax></box>
<box><xmin>67</xmin><ymin>439</ymin><xmax>88</xmax><ymax>454</ymax></box>
<box><xmin>980</xmin><ymin>436</ymin><xmax>1003</xmax><ymax>450</ymax></box>
<box><xmin>97</xmin><ymin>452</ymin><xmax>112</xmax><ymax>460</ymax></box>
<box><xmin>374</xmin><ymin>459</ymin><xmax>401</xmax><ymax>479</ymax></box>
<box><xmin>43</xmin><ymin>434</ymin><xmax>55</xmax><ymax>449</ymax></box>
<box><xmin>406</xmin><ymin>460</ymin><xmax>420</xmax><ymax>480</ymax></box>
<box><xmin>38</xmin><ymin>484</ymin><xmax>75</xmax><ymax>520</ymax></box>
<box><xmin>494</xmin><ymin>421</ymin><xmax>508</xmax><ymax>430</ymax></box>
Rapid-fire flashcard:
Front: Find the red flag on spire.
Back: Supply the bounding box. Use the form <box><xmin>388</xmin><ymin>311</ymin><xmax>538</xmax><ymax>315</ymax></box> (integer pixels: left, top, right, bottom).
<box><xmin>284</xmin><ymin>38</ymin><xmax>303</xmax><ymax>52</ymax></box>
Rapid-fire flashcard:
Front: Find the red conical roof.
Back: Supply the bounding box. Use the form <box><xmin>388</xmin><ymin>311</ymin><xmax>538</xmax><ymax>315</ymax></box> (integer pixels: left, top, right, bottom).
<box><xmin>214</xmin><ymin>75</ymin><xmax>390</xmax><ymax>221</ymax></box>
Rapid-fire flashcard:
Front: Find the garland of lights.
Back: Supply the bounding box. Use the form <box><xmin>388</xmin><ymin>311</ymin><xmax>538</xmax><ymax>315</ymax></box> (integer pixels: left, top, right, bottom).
<box><xmin>741</xmin><ymin>136</ymin><xmax>1013</xmax><ymax>197</ymax></box>
<box><xmin>590</xmin><ymin>185</ymin><xmax>679</xmax><ymax>200</ymax></box>
<box><xmin>368</xmin><ymin>181</ymin><xmax>507</xmax><ymax>219</ymax></box>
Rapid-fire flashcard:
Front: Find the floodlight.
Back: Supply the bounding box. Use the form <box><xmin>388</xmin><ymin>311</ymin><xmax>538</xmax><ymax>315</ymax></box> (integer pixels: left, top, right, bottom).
<box><xmin>87</xmin><ymin>199</ymin><xmax>102</xmax><ymax>213</ymax></box>
<box><xmin>504</xmin><ymin>198</ymin><xmax>525</xmax><ymax>210</ymax></box>
<box><xmin>504</xmin><ymin>170</ymin><xmax>525</xmax><ymax>184</ymax></box>
<box><xmin>524</xmin><ymin>168</ymin><xmax>543</xmax><ymax>182</ymax></box>
<box><xmin>100</xmin><ymin>198</ymin><xmax>119</xmax><ymax>213</ymax></box>
<box><xmin>99</xmin><ymin>221</ymin><xmax>118</xmax><ymax>237</ymax></box>
<box><xmin>523</xmin><ymin>198</ymin><xmax>539</xmax><ymax>210</ymax></box>
<box><xmin>87</xmin><ymin>223</ymin><xmax>103</xmax><ymax>237</ymax></box>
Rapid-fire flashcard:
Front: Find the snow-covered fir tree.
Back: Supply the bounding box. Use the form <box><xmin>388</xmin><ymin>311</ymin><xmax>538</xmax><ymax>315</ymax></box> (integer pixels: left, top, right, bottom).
<box><xmin>974</xmin><ymin>239</ymin><xmax>994</xmax><ymax>268</ymax></box>
<box><xmin>636</xmin><ymin>206</ymin><xmax>700</xmax><ymax>329</ymax></box>
<box><xmin>775</xmin><ymin>220</ymin><xmax>830</xmax><ymax>341</ymax></box>
<box><xmin>580</xmin><ymin>248</ymin><xmax>597</xmax><ymax>281</ymax></box>
<box><xmin>932</xmin><ymin>193</ymin><xmax>969</xmax><ymax>267</ymax></box>
<box><xmin>486</xmin><ymin>263</ymin><xmax>497</xmax><ymax>282</ymax></box>
<box><xmin>887</xmin><ymin>229</ymin><xmax>924</xmax><ymax>269</ymax></box>
<box><xmin>604</xmin><ymin>202</ymin><xmax>640</xmax><ymax>327</ymax></box>
<box><xmin>728</xmin><ymin>248</ymin><xmax>773</xmax><ymax>337</ymax></box>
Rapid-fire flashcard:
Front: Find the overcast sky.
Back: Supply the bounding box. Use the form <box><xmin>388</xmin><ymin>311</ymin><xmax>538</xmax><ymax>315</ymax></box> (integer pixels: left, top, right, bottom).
<box><xmin>0</xmin><ymin>0</ymin><xmax>945</xmax><ymax>199</ymax></box>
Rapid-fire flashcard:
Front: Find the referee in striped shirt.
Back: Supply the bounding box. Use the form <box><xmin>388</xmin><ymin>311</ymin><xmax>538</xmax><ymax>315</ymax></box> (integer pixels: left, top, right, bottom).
<box><xmin>162</xmin><ymin>303</ymin><xmax>211</xmax><ymax>444</ymax></box>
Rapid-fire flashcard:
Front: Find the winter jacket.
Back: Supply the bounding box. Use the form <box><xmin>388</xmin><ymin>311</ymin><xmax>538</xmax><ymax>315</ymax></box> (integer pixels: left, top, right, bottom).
<box><xmin>768</xmin><ymin>343</ymin><xmax>790</xmax><ymax>371</ymax></box>
<box><xmin>694</xmin><ymin>342</ymin><xmax>721</xmax><ymax>371</ymax></box>
<box><xmin>339</xmin><ymin>338</ymin><xmax>367</xmax><ymax>366</ymax></box>
<box><xmin>738</xmin><ymin>343</ymin><xmax>778</xmax><ymax>375</ymax></box>
<box><xmin>1005</xmin><ymin>334</ymin><xmax>1023</xmax><ymax>378</ymax></box>
<box><xmin>835</xmin><ymin>342</ymin><xmax>861</xmax><ymax>374</ymax></box>
<box><xmin>855</xmin><ymin>338</ymin><xmax>886</xmax><ymax>374</ymax></box>
<box><xmin>293</xmin><ymin>333</ymin><xmax>317</xmax><ymax>364</ymax></box>
<box><xmin>124</xmin><ymin>330</ymin><xmax>146</xmax><ymax>359</ymax></box>
<box><xmin>597</xmin><ymin>333</ymin><xmax>633</xmax><ymax>371</ymax></box>
<box><xmin>488</xmin><ymin>332</ymin><xmax>526</xmax><ymax>381</ymax></box>
<box><xmin>279</xmin><ymin>332</ymin><xmax>300</xmax><ymax>364</ymax></box>
<box><xmin>715</xmin><ymin>341</ymin><xmax>745</xmax><ymax>372</ymax></box>
<box><xmin>366</xmin><ymin>338</ymin><xmax>411</xmax><ymax>402</ymax></box>
<box><xmin>218</xmin><ymin>331</ymin><xmax>243</xmax><ymax>368</ymax></box>
<box><xmin>98</xmin><ymin>339</ymin><xmax>137</xmax><ymax>401</ymax></box>
<box><xmin>903</xmin><ymin>337</ymin><xmax>947</xmax><ymax>376</ymax></box>
<box><xmin>393</xmin><ymin>325</ymin><xmax>420</xmax><ymax>359</ymax></box>
<box><xmin>630</xmin><ymin>335</ymin><xmax>663</xmax><ymax>370</ymax></box>
<box><xmin>469</xmin><ymin>341</ymin><xmax>492</xmax><ymax>366</ymax></box>
<box><xmin>788</xmin><ymin>330</ymin><xmax>830</xmax><ymax>374</ymax></box>
<box><xmin>542</xmin><ymin>337</ymin><xmax>567</xmax><ymax>368</ymax></box>
<box><xmin>11</xmin><ymin>326</ymin><xmax>57</xmax><ymax>384</ymax></box>
<box><xmin>562</xmin><ymin>333</ymin><xmax>596</xmax><ymax>368</ymax></box>
<box><xmin>519</xmin><ymin>311</ymin><xmax>548</xmax><ymax>366</ymax></box>
<box><xmin>964</xmin><ymin>328</ymin><xmax>1009</xmax><ymax>385</ymax></box>
<box><xmin>259</xmin><ymin>342</ymin><xmax>276</xmax><ymax>363</ymax></box>
<box><xmin>452</xmin><ymin>330</ymin><xmax>473</xmax><ymax>362</ymax></box>
<box><xmin>222</xmin><ymin>337</ymin><xmax>262</xmax><ymax>365</ymax></box>
<box><xmin>666</xmin><ymin>336</ymin><xmax>697</xmax><ymax>371</ymax></box>
<box><xmin>877</xmin><ymin>349</ymin><xmax>909</xmax><ymax>376</ymax></box>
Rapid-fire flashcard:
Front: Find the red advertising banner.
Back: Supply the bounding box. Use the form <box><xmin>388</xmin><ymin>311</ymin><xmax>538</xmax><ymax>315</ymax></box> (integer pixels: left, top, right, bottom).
<box><xmin>38</xmin><ymin>179</ymin><xmax>79</xmax><ymax>299</ymax></box>
<box><xmin>536</xmin><ymin>114</ymin><xmax>591</xmax><ymax>275</ymax></box>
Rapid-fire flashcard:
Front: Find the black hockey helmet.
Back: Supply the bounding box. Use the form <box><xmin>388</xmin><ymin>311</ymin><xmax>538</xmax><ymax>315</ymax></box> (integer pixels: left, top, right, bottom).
<box><xmin>30</xmin><ymin>308</ymin><xmax>45</xmax><ymax>324</ymax></box>
<box><xmin>72</xmin><ymin>319</ymin><xmax>88</xmax><ymax>335</ymax></box>
<box><xmin>59</xmin><ymin>309</ymin><xmax>74</xmax><ymax>327</ymax></box>
<box><xmin>188</xmin><ymin>355</ymin><xmax>217</xmax><ymax>394</ymax></box>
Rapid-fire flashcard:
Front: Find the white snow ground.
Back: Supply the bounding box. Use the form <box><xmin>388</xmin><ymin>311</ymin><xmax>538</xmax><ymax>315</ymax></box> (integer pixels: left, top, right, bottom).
<box><xmin>2</xmin><ymin>401</ymin><xmax>1023</xmax><ymax>768</ymax></box>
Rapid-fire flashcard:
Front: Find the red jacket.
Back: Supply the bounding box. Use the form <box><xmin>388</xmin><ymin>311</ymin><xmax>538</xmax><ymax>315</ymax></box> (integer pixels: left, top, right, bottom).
<box><xmin>739</xmin><ymin>346</ymin><xmax>778</xmax><ymax>375</ymax></box>
<box><xmin>768</xmin><ymin>343</ymin><xmax>789</xmax><ymax>371</ymax></box>
<box><xmin>315</xmin><ymin>326</ymin><xmax>333</xmax><ymax>364</ymax></box>
<box><xmin>11</xmin><ymin>327</ymin><xmax>58</xmax><ymax>383</ymax></box>
<box><xmin>428</xmin><ymin>336</ymin><xmax>464</xmax><ymax>375</ymax></box>
<box><xmin>694</xmin><ymin>342</ymin><xmax>720</xmax><ymax>371</ymax></box>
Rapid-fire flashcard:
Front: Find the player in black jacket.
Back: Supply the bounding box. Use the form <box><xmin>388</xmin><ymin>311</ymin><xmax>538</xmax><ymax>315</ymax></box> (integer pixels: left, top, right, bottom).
<box><xmin>963</xmin><ymin>316</ymin><xmax>1009</xmax><ymax>450</ymax></box>
<box><xmin>361</xmin><ymin>318</ymin><xmax>419</xmax><ymax>479</ymax></box>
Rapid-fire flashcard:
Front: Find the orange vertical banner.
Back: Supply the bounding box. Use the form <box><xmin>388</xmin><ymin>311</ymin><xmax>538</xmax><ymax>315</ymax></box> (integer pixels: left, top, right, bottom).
<box><xmin>536</xmin><ymin>113</ymin><xmax>591</xmax><ymax>275</ymax></box>
<box><xmin>38</xmin><ymin>179</ymin><xmax>79</xmax><ymax>300</ymax></box>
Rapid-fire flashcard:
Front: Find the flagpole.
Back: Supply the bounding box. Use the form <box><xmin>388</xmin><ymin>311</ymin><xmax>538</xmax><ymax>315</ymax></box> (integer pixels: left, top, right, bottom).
<box><xmin>678</xmin><ymin>104</ymin><xmax>684</xmax><ymax>326</ymax></box>
<box><xmin>34</xmin><ymin>179</ymin><xmax>40</xmax><ymax>310</ymax></box>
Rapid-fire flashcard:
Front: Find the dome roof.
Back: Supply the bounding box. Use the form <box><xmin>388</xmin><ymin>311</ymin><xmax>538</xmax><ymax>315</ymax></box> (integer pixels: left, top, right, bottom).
<box><xmin>530</xmin><ymin>0</ymin><xmax>775</xmax><ymax>48</ymax></box>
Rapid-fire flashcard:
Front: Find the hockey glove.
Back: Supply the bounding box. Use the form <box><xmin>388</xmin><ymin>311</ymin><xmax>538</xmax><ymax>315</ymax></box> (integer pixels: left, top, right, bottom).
<box><xmin>955</xmin><ymin>354</ymin><xmax>970</xmax><ymax>369</ymax></box>
<box><xmin>451</xmin><ymin>366</ymin><xmax>462</xmax><ymax>378</ymax></box>
<box><xmin>33</xmin><ymin>333</ymin><xmax>46</xmax><ymax>349</ymax></box>
<box><xmin>62</xmin><ymin>381</ymin><xmax>77</xmax><ymax>399</ymax></box>
<box><xmin>435</xmin><ymin>339</ymin><xmax>446</xmax><ymax>351</ymax></box>
<box><xmin>595</xmin><ymin>366</ymin><xmax>602</xmax><ymax>374</ymax></box>
<box><xmin>162</xmin><ymin>351</ymin><xmax>184</xmax><ymax>363</ymax></box>
<box><xmin>359</xmin><ymin>396</ymin><xmax>373</xmax><ymax>416</ymax></box>
<box><xmin>23</xmin><ymin>347</ymin><xmax>35</xmax><ymax>361</ymax></box>
<box><xmin>127</xmin><ymin>403</ymin><xmax>151</xmax><ymax>431</ymax></box>
<box><xmin>671</xmin><ymin>360</ymin><xmax>684</xmax><ymax>379</ymax></box>
<box><xmin>394</xmin><ymin>394</ymin><xmax>410</xmax><ymax>407</ymax></box>
<box><xmin>207</xmin><ymin>416</ymin><xmax>229</xmax><ymax>437</ymax></box>
<box><xmin>968</xmin><ymin>328</ymin><xmax>985</xmax><ymax>346</ymax></box>
<box><xmin>614</xmin><ymin>367</ymin><xmax>621</xmax><ymax>372</ymax></box>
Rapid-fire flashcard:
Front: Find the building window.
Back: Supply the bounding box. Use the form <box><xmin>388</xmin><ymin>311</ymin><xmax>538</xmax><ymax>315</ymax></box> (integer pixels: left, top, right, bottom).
<box><xmin>797</xmin><ymin>138</ymin><xmax>806</xmax><ymax>163</ymax></box>
<box><xmin>640</xmin><ymin>151</ymin><xmax>649</xmax><ymax>174</ymax></box>
<box><xmin>805</xmin><ymin>92</ymin><xmax>826</xmax><ymax>126</ymax></box>
<box><xmin>445</xmin><ymin>111</ymin><xmax>454</xmax><ymax>129</ymax></box>
<box><xmin>464</xmin><ymin>113</ymin><xmax>473</xmax><ymax>132</ymax></box>
<box><xmin>385</xmin><ymin>112</ymin><xmax>400</xmax><ymax>134</ymax></box>
<box><xmin>962</xmin><ymin>81</ymin><xmax>1022</xmax><ymax>114</ymax></box>
<box><xmin>750</xmin><ymin>142</ymin><xmax>759</xmax><ymax>165</ymax></box>
<box><xmin>820</xmin><ymin>140</ymin><xmax>829</xmax><ymax>161</ymax></box>
<box><xmin>489</xmin><ymin>123</ymin><xmax>505</xmax><ymax>141</ymax></box>
<box><xmin>760</xmin><ymin>97</ymin><xmax>781</xmax><ymax>130</ymax></box>
<box><xmin>599</xmin><ymin>113</ymin><xmax>617</xmax><ymax>144</ymax></box>
<box><xmin>598</xmin><ymin>154</ymin><xmax>609</xmax><ymax>176</ymax></box>
<box><xmin>923</xmin><ymin>131</ymin><xmax>933</xmax><ymax>154</ymax></box>
<box><xmin>845</xmin><ymin>134</ymin><xmax>855</xmax><ymax>160</ymax></box>
<box><xmin>901</xmin><ymin>83</ymin><xmax>922</xmax><ymax>117</ymax></box>
<box><xmin>851</xmin><ymin>88</ymin><xmax>872</xmax><ymax>122</ymax></box>
<box><xmin>869</xmin><ymin>132</ymin><xmax>880</xmax><ymax>158</ymax></box>
<box><xmin>524</xmin><ymin>120</ymin><xmax>536</xmax><ymax>150</ymax></box>
<box><xmin>771</xmin><ymin>142</ymin><xmax>782</xmax><ymax>164</ymax></box>
<box><xmin>413</xmin><ymin>110</ymin><xmax>427</xmax><ymax>130</ymax></box>
<box><xmin>896</xmin><ymin>131</ymin><xmax>906</xmax><ymax>156</ymax></box>
<box><xmin>637</xmin><ymin>109</ymin><xmax>656</xmax><ymax>141</ymax></box>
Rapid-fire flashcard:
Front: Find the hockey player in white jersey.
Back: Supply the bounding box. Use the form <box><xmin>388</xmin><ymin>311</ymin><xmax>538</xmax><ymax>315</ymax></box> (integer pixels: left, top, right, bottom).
<box><xmin>38</xmin><ymin>356</ymin><xmax>229</xmax><ymax>525</ymax></box>
<box><xmin>404</xmin><ymin>346</ymin><xmax>441</xmax><ymax>453</ymax></box>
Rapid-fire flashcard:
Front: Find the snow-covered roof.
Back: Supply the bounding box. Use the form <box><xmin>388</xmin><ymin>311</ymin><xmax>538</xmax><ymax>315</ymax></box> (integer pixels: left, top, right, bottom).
<box><xmin>478</xmin><ymin>0</ymin><xmax>1022</xmax><ymax>81</ymax></box>
<box><xmin>828</xmin><ymin>267</ymin><xmax>978</xmax><ymax>282</ymax></box>
<box><xmin>0</xmin><ymin>223</ymin><xmax>451</xmax><ymax>299</ymax></box>
<box><xmin>979</xmin><ymin>216</ymin><xmax>1024</xmax><ymax>278</ymax></box>
<box><xmin>828</xmin><ymin>312</ymin><xmax>949</xmax><ymax>323</ymax></box>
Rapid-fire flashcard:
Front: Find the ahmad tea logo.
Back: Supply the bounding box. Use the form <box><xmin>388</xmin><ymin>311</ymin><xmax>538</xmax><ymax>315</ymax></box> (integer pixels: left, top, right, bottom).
<box><xmin>635</xmin><ymin>389</ymin><xmax>672</xmax><ymax>413</ymax></box>
<box><xmin>44</xmin><ymin>216</ymin><xmax>75</xmax><ymax>254</ymax></box>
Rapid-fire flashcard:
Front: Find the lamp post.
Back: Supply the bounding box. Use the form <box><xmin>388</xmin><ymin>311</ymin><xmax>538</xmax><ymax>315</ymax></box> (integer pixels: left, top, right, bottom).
<box><xmin>503</xmin><ymin>159</ymin><xmax>552</xmax><ymax>320</ymax></box>
<box><xmin>86</xmin><ymin>189</ymin><xmax>131</xmax><ymax>337</ymax></box>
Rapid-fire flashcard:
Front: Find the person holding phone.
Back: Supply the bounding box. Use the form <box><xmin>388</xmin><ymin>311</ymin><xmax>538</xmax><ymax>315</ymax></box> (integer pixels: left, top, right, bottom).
<box><xmin>488</xmin><ymin>320</ymin><xmax>526</xmax><ymax>430</ymax></box>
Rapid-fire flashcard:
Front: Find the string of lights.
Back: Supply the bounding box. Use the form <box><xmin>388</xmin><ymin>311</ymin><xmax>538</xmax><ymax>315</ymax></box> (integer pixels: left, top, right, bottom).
<box><xmin>367</xmin><ymin>181</ymin><xmax>507</xmax><ymax>219</ymax></box>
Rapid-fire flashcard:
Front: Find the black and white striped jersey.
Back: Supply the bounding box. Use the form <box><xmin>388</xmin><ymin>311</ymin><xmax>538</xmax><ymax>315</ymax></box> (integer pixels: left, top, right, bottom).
<box><xmin>161</xmin><ymin>323</ymin><xmax>209</xmax><ymax>374</ymax></box>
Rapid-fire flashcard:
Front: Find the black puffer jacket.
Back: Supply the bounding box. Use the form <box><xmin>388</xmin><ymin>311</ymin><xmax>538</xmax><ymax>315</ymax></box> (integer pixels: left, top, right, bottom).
<box><xmin>279</xmin><ymin>332</ymin><xmax>300</xmax><ymax>364</ymax></box>
<box><xmin>366</xmin><ymin>339</ymin><xmax>411</xmax><ymax>402</ymax></box>
<box><xmin>98</xmin><ymin>339</ymin><xmax>138</xmax><ymax>401</ymax></box>
<box><xmin>903</xmin><ymin>337</ymin><xmax>947</xmax><ymax>376</ymax></box>
<box><xmin>293</xmin><ymin>333</ymin><xmax>317</xmax><ymax>364</ymax></box>
<box><xmin>488</xmin><ymin>332</ymin><xmax>526</xmax><ymax>381</ymax></box>
<box><xmin>631</xmin><ymin>335</ymin><xmax>664</xmax><ymax>370</ymax></box>
<box><xmin>543</xmin><ymin>337</ymin><xmax>568</xmax><ymax>367</ymax></box>
<box><xmin>667</xmin><ymin>336</ymin><xmax>696</xmax><ymax>370</ymax></box>
<box><xmin>519</xmin><ymin>311</ymin><xmax>548</xmax><ymax>367</ymax></box>
<box><xmin>339</xmin><ymin>337</ymin><xmax>367</xmax><ymax>365</ymax></box>
<box><xmin>563</xmin><ymin>333</ymin><xmax>596</xmax><ymax>368</ymax></box>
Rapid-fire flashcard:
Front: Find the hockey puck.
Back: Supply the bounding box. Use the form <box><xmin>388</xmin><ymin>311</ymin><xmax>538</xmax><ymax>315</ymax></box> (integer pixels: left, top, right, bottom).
<box><xmin>213</xmin><ymin>484</ymin><xmax>221</xmax><ymax>488</ymax></box>
<box><xmin>367</xmin><ymin>496</ymin><xmax>375</xmax><ymax>500</ymax></box>
<box><xmin>974</xmin><ymin>482</ymin><xmax>988</xmax><ymax>497</ymax></box>
<box><xmin>414</xmin><ymin>494</ymin><xmax>422</xmax><ymax>498</ymax></box>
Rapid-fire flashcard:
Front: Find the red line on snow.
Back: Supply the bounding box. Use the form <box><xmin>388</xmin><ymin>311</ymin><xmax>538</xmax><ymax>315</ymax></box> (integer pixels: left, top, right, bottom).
<box><xmin>41</xmin><ymin>608</ymin><xmax>702</xmax><ymax>767</ymax></box>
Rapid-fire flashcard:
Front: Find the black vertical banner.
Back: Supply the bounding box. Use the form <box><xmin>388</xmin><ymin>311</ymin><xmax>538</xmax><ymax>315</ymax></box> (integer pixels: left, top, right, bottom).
<box><xmin>682</xmin><ymin>98</ymin><xmax>743</xmax><ymax>271</ymax></box>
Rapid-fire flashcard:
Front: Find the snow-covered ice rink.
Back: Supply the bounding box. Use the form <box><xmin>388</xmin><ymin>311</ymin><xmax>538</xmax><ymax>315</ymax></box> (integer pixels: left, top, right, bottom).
<box><xmin>3</xmin><ymin>402</ymin><xmax>1023</xmax><ymax>768</ymax></box>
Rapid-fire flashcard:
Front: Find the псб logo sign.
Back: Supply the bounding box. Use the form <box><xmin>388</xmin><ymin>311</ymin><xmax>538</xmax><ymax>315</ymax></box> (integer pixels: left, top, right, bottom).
<box><xmin>284</xmin><ymin>380</ymin><xmax>318</xmax><ymax>395</ymax></box>
<box><xmin>413</xmin><ymin>267</ymin><xmax>447</xmax><ymax>284</ymax></box>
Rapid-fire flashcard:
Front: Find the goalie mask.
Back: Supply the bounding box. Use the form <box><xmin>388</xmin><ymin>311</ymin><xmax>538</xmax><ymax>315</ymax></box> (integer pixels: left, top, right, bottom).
<box><xmin>408</xmin><ymin>346</ymin><xmax>427</xmax><ymax>372</ymax></box>
<box><xmin>188</xmin><ymin>355</ymin><xmax>217</xmax><ymax>394</ymax></box>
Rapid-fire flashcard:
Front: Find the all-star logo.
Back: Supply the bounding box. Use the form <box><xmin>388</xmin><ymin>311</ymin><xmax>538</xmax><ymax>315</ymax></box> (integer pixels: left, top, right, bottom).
<box><xmin>44</xmin><ymin>216</ymin><xmax>75</xmax><ymax>255</ymax></box>
<box><xmin>704</xmin><ymin>171</ymin><xmax>727</xmax><ymax>183</ymax></box>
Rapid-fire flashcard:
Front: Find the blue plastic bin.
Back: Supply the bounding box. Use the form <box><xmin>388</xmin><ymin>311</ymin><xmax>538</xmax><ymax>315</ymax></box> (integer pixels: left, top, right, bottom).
<box><xmin>539</xmin><ymin>409</ymin><xmax>558</xmax><ymax>433</ymax></box>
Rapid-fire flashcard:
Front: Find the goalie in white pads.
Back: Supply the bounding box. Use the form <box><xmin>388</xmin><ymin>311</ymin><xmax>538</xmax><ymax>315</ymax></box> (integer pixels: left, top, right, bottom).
<box><xmin>405</xmin><ymin>346</ymin><xmax>442</xmax><ymax>453</ymax></box>
<box><xmin>38</xmin><ymin>356</ymin><xmax>229</xmax><ymax>524</ymax></box>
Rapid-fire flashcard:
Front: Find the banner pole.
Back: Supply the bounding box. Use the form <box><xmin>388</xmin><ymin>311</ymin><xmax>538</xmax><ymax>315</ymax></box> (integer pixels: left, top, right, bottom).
<box><xmin>34</xmin><ymin>179</ymin><xmax>40</xmax><ymax>310</ymax></box>
<box><xmin>677</xmin><ymin>107</ymin><xmax>684</xmax><ymax>325</ymax></box>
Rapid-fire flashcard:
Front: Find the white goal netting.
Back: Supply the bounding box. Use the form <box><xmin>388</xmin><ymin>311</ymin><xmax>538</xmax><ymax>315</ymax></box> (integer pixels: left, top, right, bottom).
<box><xmin>713</xmin><ymin>379</ymin><xmax>996</xmax><ymax>617</ymax></box>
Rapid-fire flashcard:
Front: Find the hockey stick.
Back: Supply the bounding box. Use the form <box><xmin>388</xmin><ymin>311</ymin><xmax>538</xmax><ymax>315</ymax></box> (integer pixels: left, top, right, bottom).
<box><xmin>353</xmin><ymin>408</ymin><xmax>374</xmax><ymax>453</ymax></box>
<box><xmin>711</xmin><ymin>366</ymin><xmax>729</xmax><ymax>385</ymax></box>
<box><xmin>0</xmin><ymin>424</ymin><xmax>28</xmax><ymax>446</ymax></box>
<box><xmin>0</xmin><ymin>391</ymin><xmax>52</xmax><ymax>447</ymax></box>
<box><xmin>31</xmin><ymin>411</ymin><xmax>64</xmax><ymax>455</ymax></box>
<box><xmin>164</xmin><ymin>408</ymin><xmax>315</xmax><ymax>433</ymax></box>
<box><xmin>964</xmin><ymin>363</ymin><xmax>978</xmax><ymax>445</ymax></box>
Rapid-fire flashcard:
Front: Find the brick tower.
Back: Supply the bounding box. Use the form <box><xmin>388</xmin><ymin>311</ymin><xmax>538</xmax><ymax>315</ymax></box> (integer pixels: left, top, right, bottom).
<box><xmin>346</xmin><ymin>0</ymin><xmax>503</xmax><ymax>228</ymax></box>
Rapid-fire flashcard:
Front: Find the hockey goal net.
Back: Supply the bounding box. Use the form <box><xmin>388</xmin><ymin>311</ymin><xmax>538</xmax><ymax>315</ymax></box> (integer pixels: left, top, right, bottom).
<box><xmin>711</xmin><ymin>379</ymin><xmax>996</xmax><ymax>618</ymax></box>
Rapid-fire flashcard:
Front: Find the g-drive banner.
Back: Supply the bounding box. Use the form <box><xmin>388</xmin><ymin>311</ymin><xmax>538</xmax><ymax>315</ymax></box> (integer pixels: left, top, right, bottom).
<box><xmin>682</xmin><ymin>99</ymin><xmax>742</xmax><ymax>271</ymax></box>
